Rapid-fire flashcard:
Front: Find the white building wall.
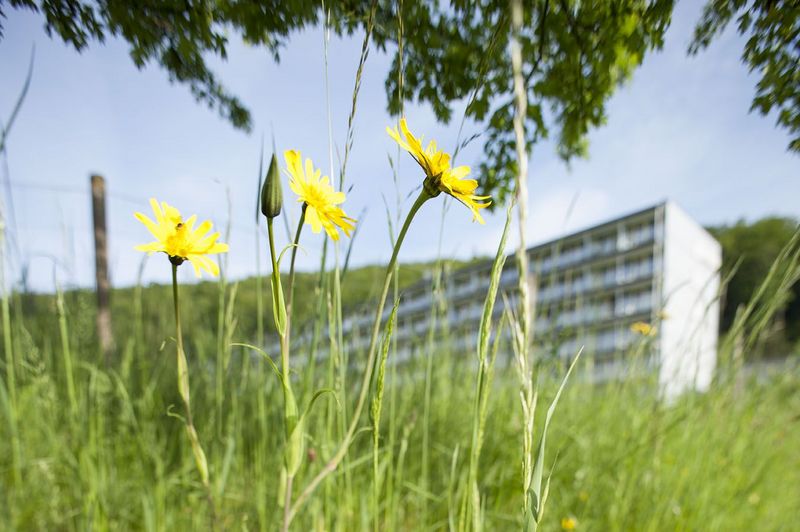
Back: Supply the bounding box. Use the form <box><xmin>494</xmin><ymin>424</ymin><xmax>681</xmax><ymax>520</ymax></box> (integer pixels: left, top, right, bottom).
<box><xmin>659</xmin><ymin>202</ymin><xmax>721</xmax><ymax>399</ymax></box>
<box><xmin>321</xmin><ymin>201</ymin><xmax>722</xmax><ymax>398</ymax></box>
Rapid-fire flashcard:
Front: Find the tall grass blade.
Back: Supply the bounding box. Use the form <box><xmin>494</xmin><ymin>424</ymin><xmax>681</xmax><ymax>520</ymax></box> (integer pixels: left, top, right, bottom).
<box><xmin>528</xmin><ymin>347</ymin><xmax>583</xmax><ymax>529</ymax></box>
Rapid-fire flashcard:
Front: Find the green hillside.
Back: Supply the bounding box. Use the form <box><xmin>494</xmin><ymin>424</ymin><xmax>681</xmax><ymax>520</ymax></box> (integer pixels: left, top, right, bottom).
<box><xmin>14</xmin><ymin>259</ymin><xmax>477</xmax><ymax>356</ymax></box>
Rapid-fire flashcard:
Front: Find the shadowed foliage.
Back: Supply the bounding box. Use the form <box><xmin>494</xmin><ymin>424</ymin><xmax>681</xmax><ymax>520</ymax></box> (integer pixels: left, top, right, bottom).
<box><xmin>690</xmin><ymin>0</ymin><xmax>800</xmax><ymax>152</ymax></box>
<box><xmin>1</xmin><ymin>0</ymin><xmax>676</xmax><ymax>205</ymax></box>
<box><xmin>709</xmin><ymin>216</ymin><xmax>800</xmax><ymax>350</ymax></box>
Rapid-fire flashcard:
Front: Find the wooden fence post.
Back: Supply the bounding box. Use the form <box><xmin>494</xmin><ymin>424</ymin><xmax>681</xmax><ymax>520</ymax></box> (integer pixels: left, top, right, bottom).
<box><xmin>91</xmin><ymin>174</ymin><xmax>113</xmax><ymax>361</ymax></box>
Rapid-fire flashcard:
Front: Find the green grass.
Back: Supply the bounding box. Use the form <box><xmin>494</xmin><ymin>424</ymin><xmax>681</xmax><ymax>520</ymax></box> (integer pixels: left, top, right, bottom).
<box><xmin>0</xmin><ymin>267</ymin><xmax>797</xmax><ymax>530</ymax></box>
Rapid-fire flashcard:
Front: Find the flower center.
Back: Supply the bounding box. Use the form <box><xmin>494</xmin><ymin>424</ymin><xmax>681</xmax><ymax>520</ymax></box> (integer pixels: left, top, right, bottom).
<box><xmin>166</xmin><ymin>221</ymin><xmax>191</xmax><ymax>259</ymax></box>
<box><xmin>423</xmin><ymin>175</ymin><xmax>443</xmax><ymax>198</ymax></box>
<box><xmin>303</xmin><ymin>184</ymin><xmax>330</xmax><ymax>209</ymax></box>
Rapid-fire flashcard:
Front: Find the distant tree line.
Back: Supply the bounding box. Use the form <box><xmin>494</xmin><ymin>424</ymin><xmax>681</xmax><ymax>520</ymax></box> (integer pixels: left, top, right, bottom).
<box><xmin>708</xmin><ymin>216</ymin><xmax>800</xmax><ymax>353</ymax></box>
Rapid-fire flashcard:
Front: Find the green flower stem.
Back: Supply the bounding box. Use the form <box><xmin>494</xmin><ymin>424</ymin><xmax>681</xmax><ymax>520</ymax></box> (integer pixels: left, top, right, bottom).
<box><xmin>286</xmin><ymin>188</ymin><xmax>432</xmax><ymax>526</ymax></box>
<box><xmin>286</xmin><ymin>204</ymin><xmax>307</xmax><ymax>350</ymax></box>
<box><xmin>266</xmin><ymin>218</ymin><xmax>288</xmax><ymax>378</ymax></box>
<box><xmin>171</xmin><ymin>263</ymin><xmax>189</xmax><ymax>415</ymax></box>
<box><xmin>171</xmin><ymin>262</ymin><xmax>215</xmax><ymax>524</ymax></box>
<box><xmin>266</xmin><ymin>218</ymin><xmax>298</xmax><ymax>532</ymax></box>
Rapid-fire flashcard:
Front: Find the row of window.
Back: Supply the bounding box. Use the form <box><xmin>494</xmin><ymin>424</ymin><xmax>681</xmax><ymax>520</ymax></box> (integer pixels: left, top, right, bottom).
<box><xmin>536</xmin><ymin>256</ymin><xmax>654</xmax><ymax>302</ymax></box>
<box><xmin>532</xmin><ymin>221</ymin><xmax>655</xmax><ymax>272</ymax></box>
<box><xmin>367</xmin><ymin>316</ymin><xmax>658</xmax><ymax>360</ymax></box>
<box><xmin>538</xmin><ymin>289</ymin><xmax>652</xmax><ymax>330</ymax></box>
<box><xmin>431</xmin><ymin>284</ymin><xmax>653</xmax><ymax>335</ymax></box>
<box><xmin>554</xmin><ymin>322</ymin><xmax>655</xmax><ymax>358</ymax></box>
<box><xmin>343</xmin><ymin>221</ymin><xmax>657</xmax><ymax>335</ymax></box>
<box><xmin>431</xmin><ymin>221</ymin><xmax>657</xmax><ymax>297</ymax></box>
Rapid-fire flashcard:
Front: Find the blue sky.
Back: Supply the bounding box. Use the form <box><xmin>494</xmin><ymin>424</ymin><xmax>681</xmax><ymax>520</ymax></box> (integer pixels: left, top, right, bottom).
<box><xmin>0</xmin><ymin>2</ymin><xmax>798</xmax><ymax>292</ymax></box>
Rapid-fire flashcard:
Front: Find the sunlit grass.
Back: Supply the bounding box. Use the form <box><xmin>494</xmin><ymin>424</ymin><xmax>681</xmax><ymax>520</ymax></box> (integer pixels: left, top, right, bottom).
<box><xmin>1</xmin><ymin>207</ymin><xmax>798</xmax><ymax>530</ymax></box>
<box><xmin>0</xmin><ymin>289</ymin><xmax>796</xmax><ymax>530</ymax></box>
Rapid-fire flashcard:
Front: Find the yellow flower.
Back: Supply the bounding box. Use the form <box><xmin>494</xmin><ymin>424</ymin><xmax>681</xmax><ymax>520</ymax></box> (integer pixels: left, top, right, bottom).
<box><xmin>630</xmin><ymin>321</ymin><xmax>656</xmax><ymax>337</ymax></box>
<box><xmin>285</xmin><ymin>150</ymin><xmax>356</xmax><ymax>241</ymax></box>
<box><xmin>561</xmin><ymin>516</ymin><xmax>578</xmax><ymax>530</ymax></box>
<box><xmin>387</xmin><ymin>117</ymin><xmax>491</xmax><ymax>223</ymax></box>
<box><xmin>135</xmin><ymin>198</ymin><xmax>229</xmax><ymax>277</ymax></box>
<box><xmin>386</xmin><ymin>118</ymin><xmax>451</xmax><ymax>178</ymax></box>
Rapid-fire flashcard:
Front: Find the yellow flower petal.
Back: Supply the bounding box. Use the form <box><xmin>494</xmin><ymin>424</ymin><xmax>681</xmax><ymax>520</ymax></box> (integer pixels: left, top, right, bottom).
<box><xmin>188</xmin><ymin>256</ymin><xmax>203</xmax><ymax>277</ymax></box>
<box><xmin>188</xmin><ymin>254</ymin><xmax>219</xmax><ymax>277</ymax></box>
<box><xmin>135</xmin><ymin>242</ymin><xmax>164</xmax><ymax>253</ymax></box>
<box><xmin>304</xmin><ymin>158</ymin><xmax>316</xmax><ymax>184</ymax></box>
<box><xmin>285</xmin><ymin>150</ymin><xmax>303</xmax><ymax>181</ymax></box>
<box><xmin>305</xmin><ymin>205</ymin><xmax>324</xmax><ymax>234</ymax></box>
<box><xmin>149</xmin><ymin>198</ymin><xmax>165</xmax><ymax>225</ymax></box>
<box><xmin>207</xmin><ymin>242</ymin><xmax>229</xmax><ymax>254</ymax></box>
<box><xmin>189</xmin><ymin>220</ymin><xmax>213</xmax><ymax>243</ymax></box>
<box><xmin>329</xmin><ymin>191</ymin><xmax>346</xmax><ymax>205</ymax></box>
<box><xmin>134</xmin><ymin>212</ymin><xmax>163</xmax><ymax>241</ymax></box>
<box><xmin>182</xmin><ymin>214</ymin><xmax>197</xmax><ymax>234</ymax></box>
<box><xmin>449</xmin><ymin>165</ymin><xmax>471</xmax><ymax>180</ymax></box>
<box><xmin>134</xmin><ymin>198</ymin><xmax>228</xmax><ymax>278</ymax></box>
<box><xmin>284</xmin><ymin>150</ymin><xmax>357</xmax><ymax>241</ymax></box>
<box><xmin>388</xmin><ymin>118</ymin><xmax>493</xmax><ymax>222</ymax></box>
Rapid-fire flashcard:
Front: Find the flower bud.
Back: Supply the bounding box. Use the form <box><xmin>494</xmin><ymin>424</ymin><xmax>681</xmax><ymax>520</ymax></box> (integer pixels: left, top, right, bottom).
<box><xmin>261</xmin><ymin>153</ymin><xmax>283</xmax><ymax>219</ymax></box>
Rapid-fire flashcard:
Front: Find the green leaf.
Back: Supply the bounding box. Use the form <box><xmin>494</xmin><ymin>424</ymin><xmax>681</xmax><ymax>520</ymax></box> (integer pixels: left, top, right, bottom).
<box><xmin>271</xmin><ymin>273</ymin><xmax>287</xmax><ymax>336</ymax></box>
<box><xmin>283</xmin><ymin>382</ymin><xmax>303</xmax><ymax>477</ymax></box>
<box><xmin>230</xmin><ymin>343</ymin><xmax>283</xmax><ymax>383</ymax></box>
<box><xmin>302</xmin><ymin>388</ymin><xmax>340</xmax><ymax>422</ymax></box>
<box><xmin>530</xmin><ymin>347</ymin><xmax>583</xmax><ymax>522</ymax></box>
<box><xmin>477</xmin><ymin>201</ymin><xmax>513</xmax><ymax>362</ymax></box>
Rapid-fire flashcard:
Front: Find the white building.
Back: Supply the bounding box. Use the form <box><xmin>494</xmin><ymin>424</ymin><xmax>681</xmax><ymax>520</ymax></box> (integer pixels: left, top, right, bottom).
<box><xmin>341</xmin><ymin>201</ymin><xmax>722</xmax><ymax>397</ymax></box>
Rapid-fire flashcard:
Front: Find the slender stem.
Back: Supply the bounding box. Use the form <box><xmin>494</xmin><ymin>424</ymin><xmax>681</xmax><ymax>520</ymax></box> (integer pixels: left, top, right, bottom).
<box><xmin>255</xmin><ymin>224</ymin><xmax>264</xmax><ymax>349</ymax></box>
<box><xmin>465</xmin><ymin>358</ymin><xmax>487</xmax><ymax>531</ymax></box>
<box><xmin>282</xmin><ymin>475</ymin><xmax>294</xmax><ymax>532</ymax></box>
<box><xmin>421</xmin><ymin>270</ymin><xmax>439</xmax><ymax>525</ymax></box>
<box><xmin>172</xmin><ymin>262</ymin><xmax>216</xmax><ymax>526</ymax></box>
<box><xmin>172</xmin><ymin>263</ymin><xmax>184</xmax><ymax>382</ymax></box>
<box><xmin>372</xmin><ymin>414</ymin><xmax>380</xmax><ymax>532</ymax></box>
<box><xmin>266</xmin><ymin>218</ymin><xmax>299</xmax><ymax>532</ymax></box>
<box><xmin>172</xmin><ymin>263</ymin><xmax>197</xmax><ymax>448</ymax></box>
<box><xmin>287</xmin><ymin>189</ymin><xmax>431</xmax><ymax>525</ymax></box>
<box><xmin>510</xmin><ymin>0</ymin><xmax>537</xmax><ymax>527</ymax></box>
<box><xmin>387</xmin><ymin>4</ymin><xmax>404</xmax><ymax>513</ymax></box>
<box><xmin>510</xmin><ymin>0</ymin><xmax>531</xmax><ymax>362</ymax></box>
<box><xmin>267</xmin><ymin>219</ymin><xmax>280</xmax><ymax>291</ymax></box>
<box><xmin>286</xmin><ymin>205</ymin><xmax>307</xmax><ymax>349</ymax></box>
<box><xmin>305</xmin><ymin>238</ymin><xmax>328</xmax><ymax>395</ymax></box>
<box><xmin>267</xmin><ymin>219</ymin><xmax>289</xmax><ymax>379</ymax></box>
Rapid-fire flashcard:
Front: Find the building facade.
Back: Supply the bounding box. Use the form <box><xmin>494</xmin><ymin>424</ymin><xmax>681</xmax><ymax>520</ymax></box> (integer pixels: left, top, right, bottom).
<box><xmin>341</xmin><ymin>201</ymin><xmax>722</xmax><ymax>397</ymax></box>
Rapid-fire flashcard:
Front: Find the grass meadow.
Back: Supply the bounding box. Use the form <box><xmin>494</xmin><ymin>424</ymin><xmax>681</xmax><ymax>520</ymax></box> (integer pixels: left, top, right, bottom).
<box><xmin>0</xmin><ymin>250</ymin><xmax>798</xmax><ymax>531</ymax></box>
